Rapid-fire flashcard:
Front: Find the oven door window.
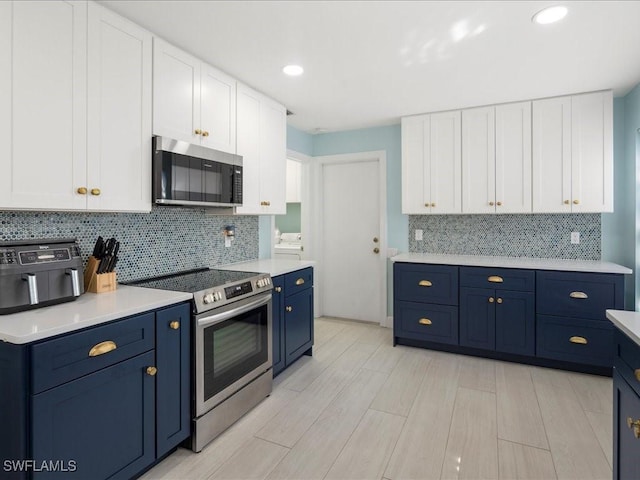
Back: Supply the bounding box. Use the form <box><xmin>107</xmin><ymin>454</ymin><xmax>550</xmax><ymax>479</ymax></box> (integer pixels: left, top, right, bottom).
<box><xmin>202</xmin><ymin>303</ymin><xmax>269</xmax><ymax>402</ymax></box>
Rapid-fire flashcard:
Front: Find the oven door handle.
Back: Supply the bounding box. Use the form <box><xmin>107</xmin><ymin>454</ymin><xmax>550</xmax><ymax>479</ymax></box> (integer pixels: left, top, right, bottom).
<box><xmin>197</xmin><ymin>293</ymin><xmax>272</xmax><ymax>328</ymax></box>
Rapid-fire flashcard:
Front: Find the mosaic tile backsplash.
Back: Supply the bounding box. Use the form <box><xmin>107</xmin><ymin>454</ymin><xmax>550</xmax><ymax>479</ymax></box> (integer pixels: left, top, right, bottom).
<box><xmin>409</xmin><ymin>214</ymin><xmax>601</xmax><ymax>260</ymax></box>
<box><xmin>0</xmin><ymin>208</ymin><xmax>259</xmax><ymax>282</ymax></box>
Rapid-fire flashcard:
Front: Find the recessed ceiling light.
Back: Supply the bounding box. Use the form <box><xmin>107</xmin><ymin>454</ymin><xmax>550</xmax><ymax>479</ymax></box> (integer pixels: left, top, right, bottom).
<box><xmin>532</xmin><ymin>5</ymin><xmax>568</xmax><ymax>25</ymax></box>
<box><xmin>283</xmin><ymin>65</ymin><xmax>304</xmax><ymax>76</ymax></box>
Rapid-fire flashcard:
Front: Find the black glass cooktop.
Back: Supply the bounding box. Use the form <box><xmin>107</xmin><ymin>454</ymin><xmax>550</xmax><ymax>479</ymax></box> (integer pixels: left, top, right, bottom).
<box><xmin>127</xmin><ymin>268</ymin><xmax>260</xmax><ymax>293</ymax></box>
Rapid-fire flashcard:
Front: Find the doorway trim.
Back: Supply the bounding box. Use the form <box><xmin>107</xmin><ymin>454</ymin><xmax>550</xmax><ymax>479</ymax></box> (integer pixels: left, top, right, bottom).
<box><xmin>310</xmin><ymin>150</ymin><xmax>387</xmax><ymax>326</ymax></box>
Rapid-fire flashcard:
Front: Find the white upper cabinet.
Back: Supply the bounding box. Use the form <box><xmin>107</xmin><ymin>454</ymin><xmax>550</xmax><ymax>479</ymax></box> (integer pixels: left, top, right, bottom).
<box><xmin>87</xmin><ymin>3</ymin><xmax>152</xmax><ymax>212</ymax></box>
<box><xmin>0</xmin><ymin>0</ymin><xmax>88</xmax><ymax>210</ymax></box>
<box><xmin>153</xmin><ymin>38</ymin><xmax>236</xmax><ymax>154</ymax></box>
<box><xmin>532</xmin><ymin>91</ymin><xmax>613</xmax><ymax>213</ymax></box>
<box><xmin>235</xmin><ymin>83</ymin><xmax>286</xmax><ymax>215</ymax></box>
<box><xmin>462</xmin><ymin>102</ymin><xmax>531</xmax><ymax>214</ymax></box>
<box><xmin>401</xmin><ymin>111</ymin><xmax>461</xmax><ymax>214</ymax></box>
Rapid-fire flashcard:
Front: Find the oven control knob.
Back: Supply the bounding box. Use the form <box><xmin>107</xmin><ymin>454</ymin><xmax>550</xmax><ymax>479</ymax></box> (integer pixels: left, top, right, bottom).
<box><xmin>203</xmin><ymin>293</ymin><xmax>215</xmax><ymax>304</ymax></box>
<box><xmin>215</xmin><ymin>292</ymin><xmax>223</xmax><ymax>301</ymax></box>
<box><xmin>257</xmin><ymin>279</ymin><xmax>264</xmax><ymax>288</ymax></box>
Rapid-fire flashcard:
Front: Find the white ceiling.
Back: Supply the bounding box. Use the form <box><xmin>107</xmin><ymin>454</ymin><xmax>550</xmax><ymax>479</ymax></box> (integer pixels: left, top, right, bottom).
<box><xmin>100</xmin><ymin>1</ymin><xmax>640</xmax><ymax>134</ymax></box>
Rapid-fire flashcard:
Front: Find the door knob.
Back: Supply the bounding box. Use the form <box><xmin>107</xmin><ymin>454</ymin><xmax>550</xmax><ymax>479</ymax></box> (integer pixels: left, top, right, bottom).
<box><xmin>373</xmin><ymin>237</ymin><xmax>379</xmax><ymax>243</ymax></box>
<box><xmin>195</xmin><ymin>129</ymin><xmax>202</xmax><ymax>135</ymax></box>
<box><xmin>373</xmin><ymin>247</ymin><xmax>380</xmax><ymax>254</ymax></box>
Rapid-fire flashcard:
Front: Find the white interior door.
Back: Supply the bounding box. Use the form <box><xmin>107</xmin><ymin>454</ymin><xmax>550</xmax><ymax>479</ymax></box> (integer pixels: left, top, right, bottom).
<box><xmin>321</xmin><ymin>159</ymin><xmax>384</xmax><ymax>323</ymax></box>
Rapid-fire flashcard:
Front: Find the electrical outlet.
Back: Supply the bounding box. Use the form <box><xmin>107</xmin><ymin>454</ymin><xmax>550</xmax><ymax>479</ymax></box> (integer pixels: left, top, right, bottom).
<box><xmin>415</xmin><ymin>229</ymin><xmax>423</xmax><ymax>241</ymax></box>
<box><xmin>571</xmin><ymin>232</ymin><xmax>580</xmax><ymax>244</ymax></box>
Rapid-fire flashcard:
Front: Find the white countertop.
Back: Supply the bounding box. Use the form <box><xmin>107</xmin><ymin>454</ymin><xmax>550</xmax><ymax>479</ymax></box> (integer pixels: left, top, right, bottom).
<box><xmin>219</xmin><ymin>258</ymin><xmax>315</xmax><ymax>277</ymax></box>
<box><xmin>0</xmin><ymin>286</ymin><xmax>192</xmax><ymax>345</ymax></box>
<box><xmin>391</xmin><ymin>253</ymin><xmax>632</xmax><ymax>275</ymax></box>
<box><xmin>607</xmin><ymin>310</ymin><xmax>640</xmax><ymax>347</ymax></box>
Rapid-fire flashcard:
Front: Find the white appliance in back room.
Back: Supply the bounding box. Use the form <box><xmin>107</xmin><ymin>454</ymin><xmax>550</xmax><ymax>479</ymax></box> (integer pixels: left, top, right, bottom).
<box><xmin>275</xmin><ymin>233</ymin><xmax>303</xmax><ymax>260</ymax></box>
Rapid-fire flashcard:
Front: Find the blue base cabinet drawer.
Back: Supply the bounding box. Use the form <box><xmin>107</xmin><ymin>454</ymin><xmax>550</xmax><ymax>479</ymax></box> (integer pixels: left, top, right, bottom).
<box><xmin>460</xmin><ymin>267</ymin><xmax>534</xmax><ymax>292</ymax></box>
<box><xmin>285</xmin><ymin>267</ymin><xmax>313</xmax><ymax>295</ymax></box>
<box><xmin>394</xmin><ymin>263</ymin><xmax>458</xmax><ymax>305</ymax></box>
<box><xmin>537</xmin><ymin>271</ymin><xmax>624</xmax><ymax>320</ymax></box>
<box><xmin>536</xmin><ymin>315</ymin><xmax>613</xmax><ymax>367</ymax></box>
<box><xmin>395</xmin><ymin>301</ymin><xmax>458</xmax><ymax>345</ymax></box>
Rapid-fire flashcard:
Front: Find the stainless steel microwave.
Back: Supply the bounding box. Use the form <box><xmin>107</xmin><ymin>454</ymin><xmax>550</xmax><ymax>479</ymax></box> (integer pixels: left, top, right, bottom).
<box><xmin>153</xmin><ymin>136</ymin><xmax>243</xmax><ymax>208</ymax></box>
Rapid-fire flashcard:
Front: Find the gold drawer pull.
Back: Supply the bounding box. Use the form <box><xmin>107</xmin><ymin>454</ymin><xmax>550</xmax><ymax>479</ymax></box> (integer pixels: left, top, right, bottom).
<box><xmin>169</xmin><ymin>321</ymin><xmax>180</xmax><ymax>330</ymax></box>
<box><xmin>635</xmin><ymin>369</ymin><xmax>640</xmax><ymax>382</ymax></box>
<box><xmin>488</xmin><ymin>297</ymin><xmax>495</xmax><ymax>303</ymax></box>
<box><xmin>295</xmin><ymin>278</ymin><xmax>305</xmax><ymax>286</ymax></box>
<box><xmin>418</xmin><ymin>280</ymin><xmax>433</xmax><ymax>287</ymax></box>
<box><xmin>286</xmin><ymin>306</ymin><xmax>293</xmax><ymax>312</ymax></box>
<box><xmin>569</xmin><ymin>291</ymin><xmax>588</xmax><ymax>299</ymax></box>
<box><xmin>569</xmin><ymin>336</ymin><xmax>587</xmax><ymax>345</ymax></box>
<box><xmin>418</xmin><ymin>318</ymin><xmax>432</xmax><ymax>325</ymax></box>
<box><xmin>627</xmin><ymin>417</ymin><xmax>640</xmax><ymax>439</ymax></box>
<box><xmin>89</xmin><ymin>340</ymin><xmax>117</xmax><ymax>357</ymax></box>
<box><xmin>146</xmin><ymin>366</ymin><xmax>157</xmax><ymax>376</ymax></box>
<box><xmin>496</xmin><ymin>297</ymin><xmax>503</xmax><ymax>304</ymax></box>
<box><xmin>488</xmin><ymin>276</ymin><xmax>503</xmax><ymax>283</ymax></box>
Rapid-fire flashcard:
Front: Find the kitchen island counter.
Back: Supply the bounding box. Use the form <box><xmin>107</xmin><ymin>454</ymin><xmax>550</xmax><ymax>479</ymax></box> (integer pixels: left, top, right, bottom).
<box><xmin>0</xmin><ymin>286</ymin><xmax>192</xmax><ymax>344</ymax></box>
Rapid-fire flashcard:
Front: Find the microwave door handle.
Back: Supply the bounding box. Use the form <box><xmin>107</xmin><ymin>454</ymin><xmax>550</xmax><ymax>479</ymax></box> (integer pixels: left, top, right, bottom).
<box><xmin>66</xmin><ymin>268</ymin><xmax>81</xmax><ymax>297</ymax></box>
<box><xmin>197</xmin><ymin>293</ymin><xmax>272</xmax><ymax>328</ymax></box>
<box><xmin>22</xmin><ymin>274</ymin><xmax>39</xmax><ymax>305</ymax></box>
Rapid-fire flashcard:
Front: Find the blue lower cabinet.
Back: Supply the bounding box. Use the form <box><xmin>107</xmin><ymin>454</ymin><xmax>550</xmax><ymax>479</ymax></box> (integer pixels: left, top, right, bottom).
<box><xmin>285</xmin><ymin>287</ymin><xmax>314</xmax><ymax>365</ymax></box>
<box><xmin>156</xmin><ymin>303</ymin><xmax>191</xmax><ymax>458</ymax></box>
<box><xmin>272</xmin><ymin>275</ymin><xmax>285</xmax><ymax>376</ymax></box>
<box><xmin>614</xmin><ymin>369</ymin><xmax>640</xmax><ymax>480</ymax></box>
<box><xmin>394</xmin><ymin>301</ymin><xmax>458</xmax><ymax>345</ymax></box>
<box><xmin>31</xmin><ymin>351</ymin><xmax>156</xmax><ymax>480</ymax></box>
<box><xmin>495</xmin><ymin>291</ymin><xmax>535</xmax><ymax>356</ymax></box>
<box><xmin>459</xmin><ymin>287</ymin><xmax>495</xmax><ymax>350</ymax></box>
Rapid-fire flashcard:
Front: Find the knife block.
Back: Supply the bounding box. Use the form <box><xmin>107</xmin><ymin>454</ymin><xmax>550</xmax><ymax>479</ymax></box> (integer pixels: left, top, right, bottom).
<box><xmin>84</xmin><ymin>256</ymin><xmax>117</xmax><ymax>293</ymax></box>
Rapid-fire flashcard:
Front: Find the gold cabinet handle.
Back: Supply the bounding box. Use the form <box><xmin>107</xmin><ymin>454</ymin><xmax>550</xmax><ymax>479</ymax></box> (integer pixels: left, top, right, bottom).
<box><xmin>569</xmin><ymin>291</ymin><xmax>588</xmax><ymax>299</ymax></box>
<box><xmin>286</xmin><ymin>306</ymin><xmax>293</xmax><ymax>312</ymax></box>
<box><xmin>431</xmin><ymin>203</ymin><xmax>436</xmax><ymax>207</ymax></box>
<box><xmin>627</xmin><ymin>417</ymin><xmax>640</xmax><ymax>439</ymax></box>
<box><xmin>418</xmin><ymin>318</ymin><xmax>432</xmax><ymax>325</ymax></box>
<box><xmin>195</xmin><ymin>129</ymin><xmax>202</xmax><ymax>135</ymax></box>
<box><xmin>77</xmin><ymin>187</ymin><xmax>88</xmax><ymax>195</ymax></box>
<box><xmin>274</xmin><ymin>286</ymin><xmax>282</xmax><ymax>293</ymax></box>
<box><xmin>564</xmin><ymin>200</ymin><xmax>570</xmax><ymax>205</ymax></box>
<box><xmin>89</xmin><ymin>340</ymin><xmax>117</xmax><ymax>357</ymax></box>
<box><xmin>418</xmin><ymin>280</ymin><xmax>432</xmax><ymax>287</ymax></box>
<box><xmin>488</xmin><ymin>276</ymin><xmax>503</xmax><ymax>283</ymax></box>
<box><xmin>573</xmin><ymin>199</ymin><xmax>580</xmax><ymax>205</ymax></box>
<box><xmin>146</xmin><ymin>366</ymin><xmax>158</xmax><ymax>376</ymax></box>
<box><xmin>169</xmin><ymin>321</ymin><xmax>180</xmax><ymax>330</ymax></box>
<box><xmin>489</xmin><ymin>201</ymin><xmax>495</xmax><ymax>206</ymax></box>
<box><xmin>635</xmin><ymin>369</ymin><xmax>640</xmax><ymax>382</ymax></box>
<box><xmin>424</xmin><ymin>203</ymin><xmax>429</xmax><ymax>207</ymax></box>
<box><xmin>569</xmin><ymin>336</ymin><xmax>587</xmax><ymax>345</ymax></box>
<box><xmin>202</xmin><ymin>131</ymin><xmax>209</xmax><ymax>137</ymax></box>
<box><xmin>373</xmin><ymin>247</ymin><xmax>380</xmax><ymax>254</ymax></box>
<box><xmin>295</xmin><ymin>278</ymin><xmax>305</xmax><ymax>286</ymax></box>
<box><xmin>489</xmin><ymin>297</ymin><xmax>495</xmax><ymax>303</ymax></box>
<box><xmin>497</xmin><ymin>297</ymin><xmax>503</xmax><ymax>304</ymax></box>
<box><xmin>90</xmin><ymin>188</ymin><xmax>101</xmax><ymax>196</ymax></box>
<box><xmin>496</xmin><ymin>201</ymin><xmax>502</xmax><ymax>206</ymax></box>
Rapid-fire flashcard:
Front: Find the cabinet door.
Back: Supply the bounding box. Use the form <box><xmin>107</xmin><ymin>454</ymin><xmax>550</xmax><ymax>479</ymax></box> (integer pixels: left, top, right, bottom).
<box><xmin>152</xmin><ymin>38</ymin><xmax>200</xmax><ymax>144</ymax></box>
<box><xmin>495</xmin><ymin>291</ymin><xmax>535</xmax><ymax>355</ymax></box>
<box><xmin>532</xmin><ymin>96</ymin><xmax>572</xmax><ymax>213</ymax></box>
<box><xmin>32</xmin><ymin>351</ymin><xmax>155</xmax><ymax>480</ymax></box>
<box><xmin>259</xmin><ymin>96</ymin><xmax>287</xmax><ymax>214</ymax></box>
<box><xmin>460</xmin><ymin>287</ymin><xmax>495</xmax><ymax>350</ymax></box>
<box><xmin>571</xmin><ymin>91</ymin><xmax>613</xmax><ymax>212</ymax></box>
<box><xmin>200</xmin><ymin>63</ymin><xmax>236</xmax><ymax>153</ymax></box>
<box><xmin>430</xmin><ymin>111</ymin><xmax>462</xmax><ymax>214</ymax></box>
<box><xmin>462</xmin><ymin>106</ymin><xmax>495</xmax><ymax>214</ymax></box>
<box><xmin>0</xmin><ymin>0</ymin><xmax>87</xmax><ymax>210</ymax></box>
<box><xmin>401</xmin><ymin>115</ymin><xmax>430</xmax><ymax>214</ymax></box>
<box><xmin>87</xmin><ymin>3</ymin><xmax>152</xmax><ymax>212</ymax></box>
<box><xmin>614</xmin><ymin>370</ymin><xmax>640</xmax><ymax>480</ymax></box>
<box><xmin>495</xmin><ymin>102</ymin><xmax>531</xmax><ymax>213</ymax></box>
<box><xmin>284</xmin><ymin>288</ymin><xmax>314</xmax><ymax>366</ymax></box>
<box><xmin>272</xmin><ymin>275</ymin><xmax>285</xmax><ymax>376</ymax></box>
<box><xmin>235</xmin><ymin>84</ymin><xmax>262</xmax><ymax>214</ymax></box>
<box><xmin>156</xmin><ymin>303</ymin><xmax>191</xmax><ymax>458</ymax></box>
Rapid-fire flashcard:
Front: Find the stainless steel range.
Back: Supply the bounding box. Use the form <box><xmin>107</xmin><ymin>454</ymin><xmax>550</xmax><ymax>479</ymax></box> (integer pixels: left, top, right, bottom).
<box><xmin>129</xmin><ymin>268</ymin><xmax>273</xmax><ymax>452</ymax></box>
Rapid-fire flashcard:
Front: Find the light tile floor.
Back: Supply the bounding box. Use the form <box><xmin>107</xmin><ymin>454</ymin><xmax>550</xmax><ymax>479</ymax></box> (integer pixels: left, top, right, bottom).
<box><xmin>142</xmin><ymin>317</ymin><xmax>613</xmax><ymax>480</ymax></box>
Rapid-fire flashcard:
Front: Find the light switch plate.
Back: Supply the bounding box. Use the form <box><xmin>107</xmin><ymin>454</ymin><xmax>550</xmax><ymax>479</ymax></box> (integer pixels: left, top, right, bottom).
<box><xmin>415</xmin><ymin>229</ymin><xmax>423</xmax><ymax>241</ymax></box>
<box><xmin>571</xmin><ymin>232</ymin><xmax>580</xmax><ymax>244</ymax></box>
